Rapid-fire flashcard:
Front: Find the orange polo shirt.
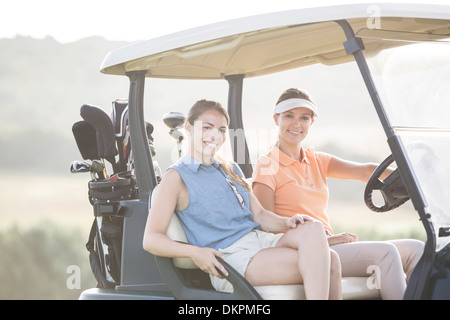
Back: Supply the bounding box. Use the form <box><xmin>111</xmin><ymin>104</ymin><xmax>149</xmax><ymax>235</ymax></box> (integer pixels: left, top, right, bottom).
<box><xmin>252</xmin><ymin>145</ymin><xmax>334</xmax><ymax>234</ymax></box>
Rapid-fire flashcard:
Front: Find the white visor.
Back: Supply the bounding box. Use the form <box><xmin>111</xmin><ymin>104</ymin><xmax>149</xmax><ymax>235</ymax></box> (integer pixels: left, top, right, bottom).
<box><xmin>274</xmin><ymin>98</ymin><xmax>318</xmax><ymax>118</ymax></box>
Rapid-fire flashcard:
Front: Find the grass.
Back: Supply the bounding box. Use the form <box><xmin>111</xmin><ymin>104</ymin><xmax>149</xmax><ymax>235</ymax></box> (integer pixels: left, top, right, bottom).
<box><xmin>0</xmin><ymin>171</ymin><xmax>98</xmax><ymax>299</ymax></box>
<box><xmin>0</xmin><ymin>171</ymin><xmax>94</xmax><ymax>237</ymax></box>
<box><xmin>329</xmin><ymin>201</ymin><xmax>426</xmax><ymax>242</ymax></box>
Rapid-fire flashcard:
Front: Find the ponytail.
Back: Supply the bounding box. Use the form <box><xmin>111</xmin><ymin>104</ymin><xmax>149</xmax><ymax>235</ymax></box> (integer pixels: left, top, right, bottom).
<box><xmin>215</xmin><ymin>156</ymin><xmax>252</xmax><ymax>192</ymax></box>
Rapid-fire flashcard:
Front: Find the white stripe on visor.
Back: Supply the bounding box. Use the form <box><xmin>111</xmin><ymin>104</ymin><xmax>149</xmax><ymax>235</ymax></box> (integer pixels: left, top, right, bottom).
<box><xmin>274</xmin><ymin>98</ymin><xmax>318</xmax><ymax>118</ymax></box>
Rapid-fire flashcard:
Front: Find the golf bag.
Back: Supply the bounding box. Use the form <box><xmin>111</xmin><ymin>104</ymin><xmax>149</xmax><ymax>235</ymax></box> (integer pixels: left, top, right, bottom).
<box><xmin>86</xmin><ymin>171</ymin><xmax>138</xmax><ymax>288</ymax></box>
<box><xmin>72</xmin><ymin>99</ymin><xmax>141</xmax><ymax>289</ymax></box>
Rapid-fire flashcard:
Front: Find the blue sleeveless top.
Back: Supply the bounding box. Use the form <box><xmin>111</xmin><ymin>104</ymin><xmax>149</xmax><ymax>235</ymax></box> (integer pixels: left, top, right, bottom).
<box><xmin>169</xmin><ymin>156</ymin><xmax>260</xmax><ymax>250</ymax></box>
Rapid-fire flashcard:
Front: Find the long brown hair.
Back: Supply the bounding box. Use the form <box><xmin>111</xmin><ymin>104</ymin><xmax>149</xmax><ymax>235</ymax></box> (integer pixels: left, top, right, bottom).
<box><xmin>186</xmin><ymin>99</ymin><xmax>251</xmax><ymax>191</ymax></box>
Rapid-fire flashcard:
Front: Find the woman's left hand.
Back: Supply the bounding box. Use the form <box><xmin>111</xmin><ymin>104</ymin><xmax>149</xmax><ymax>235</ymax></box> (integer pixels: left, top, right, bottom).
<box><xmin>286</xmin><ymin>214</ymin><xmax>314</xmax><ymax>229</ymax></box>
<box><xmin>327</xmin><ymin>232</ymin><xmax>359</xmax><ymax>246</ymax></box>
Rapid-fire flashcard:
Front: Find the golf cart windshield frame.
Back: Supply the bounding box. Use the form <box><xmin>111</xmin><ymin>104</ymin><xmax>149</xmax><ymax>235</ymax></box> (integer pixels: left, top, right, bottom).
<box><xmin>336</xmin><ymin>20</ymin><xmax>450</xmax><ymax>299</ymax></box>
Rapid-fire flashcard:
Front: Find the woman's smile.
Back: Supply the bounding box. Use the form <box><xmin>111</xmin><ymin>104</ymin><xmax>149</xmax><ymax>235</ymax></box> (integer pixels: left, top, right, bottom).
<box><xmin>203</xmin><ymin>140</ymin><xmax>218</xmax><ymax>149</ymax></box>
<box><xmin>287</xmin><ymin>129</ymin><xmax>302</xmax><ymax>136</ymax></box>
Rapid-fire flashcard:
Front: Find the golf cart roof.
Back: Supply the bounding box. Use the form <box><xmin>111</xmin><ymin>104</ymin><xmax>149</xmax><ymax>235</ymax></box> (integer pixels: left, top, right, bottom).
<box><xmin>100</xmin><ymin>3</ymin><xmax>450</xmax><ymax>79</ymax></box>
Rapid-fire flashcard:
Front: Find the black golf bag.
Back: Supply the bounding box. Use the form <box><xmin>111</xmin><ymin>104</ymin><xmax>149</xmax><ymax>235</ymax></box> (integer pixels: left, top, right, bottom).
<box><xmin>86</xmin><ymin>171</ymin><xmax>138</xmax><ymax>288</ymax></box>
<box><xmin>71</xmin><ymin>99</ymin><xmax>147</xmax><ymax>288</ymax></box>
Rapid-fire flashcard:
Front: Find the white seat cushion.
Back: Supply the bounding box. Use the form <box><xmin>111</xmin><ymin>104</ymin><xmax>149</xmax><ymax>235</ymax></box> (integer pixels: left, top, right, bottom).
<box><xmin>167</xmin><ymin>214</ymin><xmax>198</xmax><ymax>269</ymax></box>
<box><xmin>255</xmin><ymin>277</ymin><xmax>380</xmax><ymax>300</ymax></box>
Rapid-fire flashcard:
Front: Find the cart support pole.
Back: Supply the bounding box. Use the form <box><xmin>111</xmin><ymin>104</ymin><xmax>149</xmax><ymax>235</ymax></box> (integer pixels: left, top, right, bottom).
<box><xmin>225</xmin><ymin>74</ymin><xmax>253</xmax><ymax>178</ymax></box>
<box><xmin>126</xmin><ymin>70</ymin><xmax>156</xmax><ymax>201</ymax></box>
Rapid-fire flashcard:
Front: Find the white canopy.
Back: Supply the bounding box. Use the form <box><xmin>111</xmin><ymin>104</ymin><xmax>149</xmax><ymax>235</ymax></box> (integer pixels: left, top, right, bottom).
<box><xmin>100</xmin><ymin>3</ymin><xmax>450</xmax><ymax>79</ymax></box>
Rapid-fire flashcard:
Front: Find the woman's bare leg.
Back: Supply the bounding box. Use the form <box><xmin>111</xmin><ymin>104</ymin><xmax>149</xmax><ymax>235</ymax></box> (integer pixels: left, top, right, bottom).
<box><xmin>279</xmin><ymin>221</ymin><xmax>331</xmax><ymax>299</ymax></box>
<box><xmin>329</xmin><ymin>249</ymin><xmax>342</xmax><ymax>300</ymax></box>
<box><xmin>245</xmin><ymin>220</ymin><xmax>340</xmax><ymax>299</ymax></box>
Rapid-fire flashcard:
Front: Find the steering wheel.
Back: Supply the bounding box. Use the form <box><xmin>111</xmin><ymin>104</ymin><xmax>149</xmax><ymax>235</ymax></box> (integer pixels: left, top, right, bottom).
<box><xmin>364</xmin><ymin>154</ymin><xmax>410</xmax><ymax>213</ymax></box>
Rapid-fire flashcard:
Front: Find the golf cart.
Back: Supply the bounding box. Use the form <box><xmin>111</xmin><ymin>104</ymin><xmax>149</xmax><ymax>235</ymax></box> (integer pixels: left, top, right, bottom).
<box><xmin>72</xmin><ymin>4</ymin><xmax>450</xmax><ymax>300</ymax></box>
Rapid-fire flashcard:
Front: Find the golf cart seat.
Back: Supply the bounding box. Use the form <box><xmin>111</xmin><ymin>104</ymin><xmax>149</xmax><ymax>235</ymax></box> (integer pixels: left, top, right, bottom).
<box><xmin>151</xmin><ymin>187</ymin><xmax>381</xmax><ymax>300</ymax></box>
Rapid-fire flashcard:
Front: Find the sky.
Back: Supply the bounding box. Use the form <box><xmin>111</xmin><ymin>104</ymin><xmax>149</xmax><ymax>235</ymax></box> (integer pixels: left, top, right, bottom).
<box><xmin>2</xmin><ymin>0</ymin><xmax>449</xmax><ymax>44</ymax></box>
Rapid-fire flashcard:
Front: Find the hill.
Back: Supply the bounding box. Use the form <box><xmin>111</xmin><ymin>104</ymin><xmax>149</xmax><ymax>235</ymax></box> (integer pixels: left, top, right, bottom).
<box><xmin>0</xmin><ymin>36</ymin><xmax>130</xmax><ymax>173</ymax></box>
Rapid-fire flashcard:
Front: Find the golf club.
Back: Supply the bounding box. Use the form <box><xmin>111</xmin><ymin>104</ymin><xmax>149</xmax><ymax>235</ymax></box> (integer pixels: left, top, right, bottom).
<box><xmin>70</xmin><ymin>160</ymin><xmax>92</xmax><ymax>173</ymax></box>
<box><xmin>163</xmin><ymin>112</ymin><xmax>186</xmax><ymax>159</ymax></box>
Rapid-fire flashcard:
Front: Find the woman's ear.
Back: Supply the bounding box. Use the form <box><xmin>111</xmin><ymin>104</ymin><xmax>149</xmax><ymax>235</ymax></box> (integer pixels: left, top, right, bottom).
<box><xmin>273</xmin><ymin>114</ymin><xmax>279</xmax><ymax>125</ymax></box>
<box><xmin>184</xmin><ymin>121</ymin><xmax>191</xmax><ymax>135</ymax></box>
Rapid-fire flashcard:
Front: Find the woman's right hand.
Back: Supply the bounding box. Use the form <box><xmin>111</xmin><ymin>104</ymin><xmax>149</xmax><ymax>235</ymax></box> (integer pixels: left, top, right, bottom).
<box><xmin>327</xmin><ymin>232</ymin><xmax>358</xmax><ymax>246</ymax></box>
<box><xmin>190</xmin><ymin>246</ymin><xmax>229</xmax><ymax>279</ymax></box>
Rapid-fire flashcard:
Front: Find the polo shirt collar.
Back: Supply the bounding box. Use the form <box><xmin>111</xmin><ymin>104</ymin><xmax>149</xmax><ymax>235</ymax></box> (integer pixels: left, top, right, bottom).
<box><xmin>270</xmin><ymin>144</ymin><xmax>310</xmax><ymax>166</ymax></box>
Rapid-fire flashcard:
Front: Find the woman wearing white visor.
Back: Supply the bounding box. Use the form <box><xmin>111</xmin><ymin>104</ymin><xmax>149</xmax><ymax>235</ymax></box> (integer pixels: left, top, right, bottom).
<box><xmin>252</xmin><ymin>87</ymin><xmax>424</xmax><ymax>300</ymax></box>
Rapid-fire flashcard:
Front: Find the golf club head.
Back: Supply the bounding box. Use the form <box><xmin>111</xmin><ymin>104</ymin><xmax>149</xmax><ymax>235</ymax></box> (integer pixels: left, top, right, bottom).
<box><xmin>169</xmin><ymin>128</ymin><xmax>184</xmax><ymax>142</ymax></box>
<box><xmin>163</xmin><ymin>112</ymin><xmax>186</xmax><ymax>129</ymax></box>
<box><xmin>80</xmin><ymin>103</ymin><xmax>118</xmax><ymax>160</ymax></box>
<box><xmin>111</xmin><ymin>99</ymin><xmax>129</xmax><ymax>139</ymax></box>
<box><xmin>70</xmin><ymin>160</ymin><xmax>92</xmax><ymax>173</ymax></box>
<box><xmin>145</xmin><ymin>121</ymin><xmax>154</xmax><ymax>142</ymax></box>
<box><xmin>72</xmin><ymin>121</ymin><xmax>99</xmax><ymax>160</ymax></box>
<box><xmin>91</xmin><ymin>159</ymin><xmax>105</xmax><ymax>173</ymax></box>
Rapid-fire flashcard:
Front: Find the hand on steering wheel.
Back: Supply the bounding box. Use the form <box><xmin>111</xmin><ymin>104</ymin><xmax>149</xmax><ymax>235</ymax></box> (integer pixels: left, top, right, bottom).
<box><xmin>364</xmin><ymin>154</ymin><xmax>410</xmax><ymax>213</ymax></box>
